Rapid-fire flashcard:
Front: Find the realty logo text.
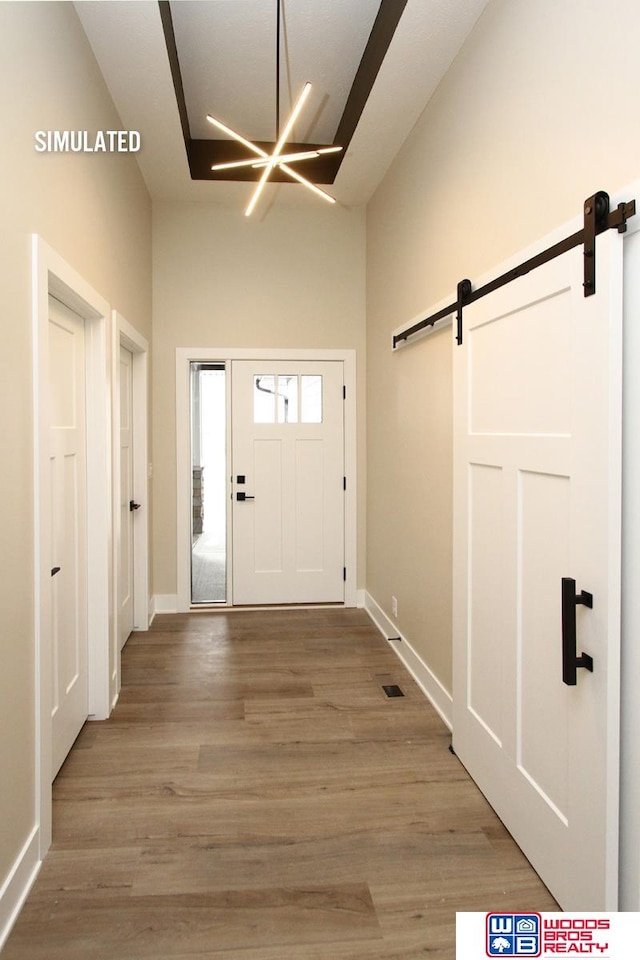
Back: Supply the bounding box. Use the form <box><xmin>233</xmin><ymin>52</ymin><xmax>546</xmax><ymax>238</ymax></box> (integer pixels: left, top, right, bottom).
<box><xmin>486</xmin><ymin>915</ymin><xmax>611</xmax><ymax>957</ymax></box>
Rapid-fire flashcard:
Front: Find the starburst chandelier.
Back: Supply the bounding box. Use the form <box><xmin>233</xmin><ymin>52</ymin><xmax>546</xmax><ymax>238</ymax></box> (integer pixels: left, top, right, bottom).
<box><xmin>205</xmin><ymin>0</ymin><xmax>342</xmax><ymax>216</ymax></box>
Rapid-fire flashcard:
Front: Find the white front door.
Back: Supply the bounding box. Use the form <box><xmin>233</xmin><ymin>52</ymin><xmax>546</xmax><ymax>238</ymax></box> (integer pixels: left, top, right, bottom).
<box><xmin>118</xmin><ymin>344</ymin><xmax>134</xmax><ymax>649</ymax></box>
<box><xmin>231</xmin><ymin>360</ymin><xmax>345</xmax><ymax>604</ymax></box>
<box><xmin>452</xmin><ymin>231</ymin><xmax>623</xmax><ymax>909</ymax></box>
<box><xmin>48</xmin><ymin>297</ymin><xmax>89</xmax><ymax>778</ymax></box>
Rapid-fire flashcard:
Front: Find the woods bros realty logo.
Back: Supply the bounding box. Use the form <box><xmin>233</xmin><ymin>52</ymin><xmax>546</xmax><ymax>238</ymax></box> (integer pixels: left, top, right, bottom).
<box><xmin>34</xmin><ymin>130</ymin><xmax>140</xmax><ymax>152</ymax></box>
<box><xmin>486</xmin><ymin>914</ymin><xmax>611</xmax><ymax>956</ymax></box>
<box><xmin>456</xmin><ymin>912</ymin><xmax>640</xmax><ymax>959</ymax></box>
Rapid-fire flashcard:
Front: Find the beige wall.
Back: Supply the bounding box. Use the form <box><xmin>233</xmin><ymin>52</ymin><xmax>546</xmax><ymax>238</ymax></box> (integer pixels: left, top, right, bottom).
<box><xmin>366</xmin><ymin>0</ymin><xmax>640</xmax><ymax>693</ymax></box>
<box><xmin>152</xmin><ymin>200</ymin><xmax>366</xmax><ymax>598</ymax></box>
<box><xmin>0</xmin><ymin>0</ymin><xmax>151</xmax><ymax>897</ymax></box>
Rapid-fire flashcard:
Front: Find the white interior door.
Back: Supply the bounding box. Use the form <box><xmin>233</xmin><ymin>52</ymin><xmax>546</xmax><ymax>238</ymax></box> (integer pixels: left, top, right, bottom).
<box><xmin>452</xmin><ymin>231</ymin><xmax>623</xmax><ymax>910</ymax></box>
<box><xmin>49</xmin><ymin>297</ymin><xmax>89</xmax><ymax>778</ymax></box>
<box><xmin>118</xmin><ymin>344</ymin><xmax>134</xmax><ymax>649</ymax></box>
<box><xmin>231</xmin><ymin>360</ymin><xmax>345</xmax><ymax>604</ymax></box>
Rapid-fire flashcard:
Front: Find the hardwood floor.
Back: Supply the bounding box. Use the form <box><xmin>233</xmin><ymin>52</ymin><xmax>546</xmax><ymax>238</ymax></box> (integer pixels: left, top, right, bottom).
<box><xmin>4</xmin><ymin>609</ymin><xmax>557</xmax><ymax>958</ymax></box>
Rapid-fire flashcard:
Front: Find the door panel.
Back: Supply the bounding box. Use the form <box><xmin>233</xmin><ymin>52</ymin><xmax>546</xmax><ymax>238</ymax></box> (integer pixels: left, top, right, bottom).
<box><xmin>118</xmin><ymin>344</ymin><xmax>134</xmax><ymax>648</ymax></box>
<box><xmin>253</xmin><ymin>438</ymin><xmax>283</xmax><ymax>572</ymax></box>
<box><xmin>468</xmin><ymin>285</ymin><xmax>572</xmax><ymax>435</ymax></box>
<box><xmin>518</xmin><ymin>470</ymin><xmax>570</xmax><ymax>817</ymax></box>
<box><xmin>453</xmin><ymin>232</ymin><xmax>623</xmax><ymax>909</ymax></box>
<box><xmin>295</xmin><ymin>439</ymin><xmax>325</xmax><ymax>571</ymax></box>
<box><xmin>49</xmin><ymin>297</ymin><xmax>88</xmax><ymax>778</ymax></box>
<box><xmin>232</xmin><ymin>360</ymin><xmax>344</xmax><ymax>604</ymax></box>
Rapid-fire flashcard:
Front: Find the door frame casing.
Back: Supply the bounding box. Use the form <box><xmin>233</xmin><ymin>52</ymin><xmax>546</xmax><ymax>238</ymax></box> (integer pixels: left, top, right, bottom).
<box><xmin>112</xmin><ymin>312</ymin><xmax>149</xmax><ymax>701</ymax></box>
<box><xmin>175</xmin><ymin>348</ymin><xmax>357</xmax><ymax>611</ymax></box>
<box><xmin>32</xmin><ymin>236</ymin><xmax>112</xmax><ymax>854</ymax></box>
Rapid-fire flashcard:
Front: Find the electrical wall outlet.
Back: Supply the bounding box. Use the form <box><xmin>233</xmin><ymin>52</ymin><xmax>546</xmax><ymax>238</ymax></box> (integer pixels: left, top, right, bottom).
<box><xmin>391</xmin><ymin>596</ymin><xmax>398</xmax><ymax>618</ymax></box>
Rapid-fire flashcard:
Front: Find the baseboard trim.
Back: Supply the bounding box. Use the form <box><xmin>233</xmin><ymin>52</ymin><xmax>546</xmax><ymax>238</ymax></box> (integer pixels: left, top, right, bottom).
<box><xmin>363</xmin><ymin>591</ymin><xmax>452</xmax><ymax>729</ymax></box>
<box><xmin>153</xmin><ymin>594</ymin><xmax>178</xmax><ymax>615</ymax></box>
<box><xmin>0</xmin><ymin>826</ymin><xmax>41</xmax><ymax>951</ymax></box>
<box><xmin>153</xmin><ymin>596</ymin><xmax>363</xmax><ymax>615</ymax></box>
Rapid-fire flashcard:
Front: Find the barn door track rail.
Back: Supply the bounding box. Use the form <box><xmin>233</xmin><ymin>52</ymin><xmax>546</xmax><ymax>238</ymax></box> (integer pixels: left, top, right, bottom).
<box><xmin>392</xmin><ymin>191</ymin><xmax>635</xmax><ymax>349</ymax></box>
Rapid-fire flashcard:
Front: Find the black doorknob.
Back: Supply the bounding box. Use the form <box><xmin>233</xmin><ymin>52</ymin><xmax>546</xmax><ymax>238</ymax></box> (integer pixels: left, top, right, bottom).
<box><xmin>129</xmin><ymin>500</ymin><xmax>141</xmax><ymax>511</ymax></box>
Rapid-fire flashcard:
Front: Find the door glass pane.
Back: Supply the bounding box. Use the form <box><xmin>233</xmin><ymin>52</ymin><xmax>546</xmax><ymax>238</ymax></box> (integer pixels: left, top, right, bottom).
<box><xmin>190</xmin><ymin>363</ymin><xmax>226</xmax><ymax>604</ymax></box>
<box><xmin>301</xmin><ymin>375</ymin><xmax>323</xmax><ymax>423</ymax></box>
<box><xmin>277</xmin><ymin>375</ymin><xmax>298</xmax><ymax>423</ymax></box>
<box><xmin>254</xmin><ymin>375</ymin><xmax>275</xmax><ymax>423</ymax></box>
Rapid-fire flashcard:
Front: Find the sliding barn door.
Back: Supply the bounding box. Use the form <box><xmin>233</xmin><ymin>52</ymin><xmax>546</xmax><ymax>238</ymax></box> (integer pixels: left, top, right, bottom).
<box><xmin>452</xmin><ymin>231</ymin><xmax>623</xmax><ymax>909</ymax></box>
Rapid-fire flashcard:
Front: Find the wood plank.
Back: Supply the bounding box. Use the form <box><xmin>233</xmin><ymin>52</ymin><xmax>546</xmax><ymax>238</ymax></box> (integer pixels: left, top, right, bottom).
<box><xmin>4</xmin><ymin>885</ymin><xmax>381</xmax><ymax>958</ymax></box>
<box><xmin>81</xmin><ymin>713</ymin><xmax>354</xmax><ymax>749</ymax></box>
<box><xmin>128</xmin><ymin>827</ymin><xmax>509</xmax><ymax>897</ymax></box>
<box><xmin>107</xmin><ymin>700</ymin><xmax>245</xmax><ymax>723</ymax></box>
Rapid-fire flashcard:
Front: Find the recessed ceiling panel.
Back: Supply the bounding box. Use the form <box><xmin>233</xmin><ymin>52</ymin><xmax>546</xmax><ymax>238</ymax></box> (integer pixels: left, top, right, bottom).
<box><xmin>74</xmin><ymin>0</ymin><xmax>492</xmax><ymax>204</ymax></box>
<box><xmin>171</xmin><ymin>0</ymin><xmax>382</xmax><ymax>144</ymax></box>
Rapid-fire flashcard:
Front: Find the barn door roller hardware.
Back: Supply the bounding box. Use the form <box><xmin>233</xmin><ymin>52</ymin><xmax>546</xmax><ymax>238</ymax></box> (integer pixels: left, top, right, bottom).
<box><xmin>392</xmin><ymin>191</ymin><xmax>635</xmax><ymax>349</ymax></box>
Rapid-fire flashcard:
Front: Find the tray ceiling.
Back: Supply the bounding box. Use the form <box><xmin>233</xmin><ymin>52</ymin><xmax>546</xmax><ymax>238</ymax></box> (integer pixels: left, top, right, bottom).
<box><xmin>74</xmin><ymin>0</ymin><xmax>490</xmax><ymax>206</ymax></box>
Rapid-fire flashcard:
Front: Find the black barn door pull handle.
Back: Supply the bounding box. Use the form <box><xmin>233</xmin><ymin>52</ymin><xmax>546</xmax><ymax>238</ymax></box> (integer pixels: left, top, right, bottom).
<box><xmin>561</xmin><ymin>577</ymin><xmax>594</xmax><ymax>685</ymax></box>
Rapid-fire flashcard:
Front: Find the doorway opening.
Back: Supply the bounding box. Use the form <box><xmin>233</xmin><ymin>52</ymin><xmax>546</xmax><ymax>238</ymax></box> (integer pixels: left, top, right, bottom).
<box><xmin>176</xmin><ymin>348</ymin><xmax>357</xmax><ymax>612</ymax></box>
<box><xmin>190</xmin><ymin>362</ymin><xmax>227</xmax><ymax>604</ymax></box>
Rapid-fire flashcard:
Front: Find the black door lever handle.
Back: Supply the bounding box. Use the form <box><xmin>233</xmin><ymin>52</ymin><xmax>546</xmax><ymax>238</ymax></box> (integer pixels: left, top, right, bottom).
<box><xmin>51</xmin><ymin>566</ymin><xmax>61</xmax><ymax>577</ymax></box>
<box><xmin>129</xmin><ymin>500</ymin><xmax>141</xmax><ymax>511</ymax></box>
<box><xmin>236</xmin><ymin>492</ymin><xmax>255</xmax><ymax>501</ymax></box>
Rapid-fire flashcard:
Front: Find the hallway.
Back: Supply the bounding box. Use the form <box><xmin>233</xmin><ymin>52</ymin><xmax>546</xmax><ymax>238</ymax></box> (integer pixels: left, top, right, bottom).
<box><xmin>4</xmin><ymin>609</ymin><xmax>556</xmax><ymax>958</ymax></box>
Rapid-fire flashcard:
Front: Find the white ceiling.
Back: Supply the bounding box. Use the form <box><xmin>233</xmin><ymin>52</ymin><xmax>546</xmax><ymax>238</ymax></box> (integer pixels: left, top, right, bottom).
<box><xmin>74</xmin><ymin>0</ymin><xmax>490</xmax><ymax>207</ymax></box>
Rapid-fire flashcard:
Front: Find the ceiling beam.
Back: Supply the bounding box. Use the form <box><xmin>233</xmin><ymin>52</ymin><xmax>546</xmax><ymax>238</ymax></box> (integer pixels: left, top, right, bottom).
<box><xmin>158</xmin><ymin>0</ymin><xmax>191</xmax><ymax>148</ymax></box>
